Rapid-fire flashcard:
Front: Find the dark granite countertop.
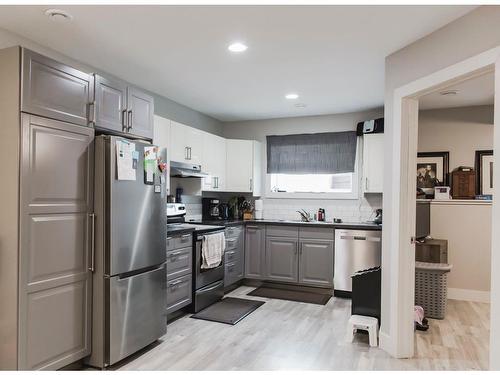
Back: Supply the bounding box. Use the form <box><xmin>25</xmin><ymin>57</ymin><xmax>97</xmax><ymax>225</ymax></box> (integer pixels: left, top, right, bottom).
<box><xmin>166</xmin><ymin>225</ymin><xmax>195</xmax><ymax>236</ymax></box>
<box><xmin>190</xmin><ymin>219</ymin><xmax>382</xmax><ymax>231</ymax></box>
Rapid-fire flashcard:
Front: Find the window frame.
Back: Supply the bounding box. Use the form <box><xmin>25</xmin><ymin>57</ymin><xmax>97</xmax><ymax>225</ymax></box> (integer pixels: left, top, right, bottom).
<box><xmin>265</xmin><ymin>138</ymin><xmax>361</xmax><ymax>200</ymax></box>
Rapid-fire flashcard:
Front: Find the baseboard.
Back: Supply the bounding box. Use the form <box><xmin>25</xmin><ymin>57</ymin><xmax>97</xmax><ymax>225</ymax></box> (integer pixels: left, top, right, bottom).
<box><xmin>448</xmin><ymin>287</ymin><xmax>490</xmax><ymax>303</ymax></box>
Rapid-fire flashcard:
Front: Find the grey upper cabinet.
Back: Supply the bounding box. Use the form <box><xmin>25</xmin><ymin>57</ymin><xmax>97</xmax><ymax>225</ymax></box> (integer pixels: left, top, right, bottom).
<box><xmin>94</xmin><ymin>74</ymin><xmax>127</xmax><ymax>133</ymax></box>
<box><xmin>18</xmin><ymin>114</ymin><xmax>93</xmax><ymax>370</ymax></box>
<box><xmin>21</xmin><ymin>49</ymin><xmax>93</xmax><ymax>127</ymax></box>
<box><xmin>127</xmin><ymin>86</ymin><xmax>154</xmax><ymax>139</ymax></box>
<box><xmin>298</xmin><ymin>239</ymin><xmax>334</xmax><ymax>287</ymax></box>
<box><xmin>266</xmin><ymin>237</ymin><xmax>298</xmax><ymax>283</ymax></box>
<box><xmin>245</xmin><ymin>225</ymin><xmax>266</xmax><ymax>279</ymax></box>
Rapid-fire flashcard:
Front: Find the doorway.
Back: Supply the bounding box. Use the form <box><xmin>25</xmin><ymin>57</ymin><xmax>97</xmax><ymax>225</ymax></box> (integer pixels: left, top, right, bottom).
<box><xmin>411</xmin><ymin>72</ymin><xmax>494</xmax><ymax>369</ymax></box>
<box><xmin>383</xmin><ymin>46</ymin><xmax>500</xmax><ymax>370</ymax></box>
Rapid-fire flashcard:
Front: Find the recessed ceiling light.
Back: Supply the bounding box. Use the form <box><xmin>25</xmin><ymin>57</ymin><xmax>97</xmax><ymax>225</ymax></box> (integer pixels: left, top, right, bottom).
<box><xmin>294</xmin><ymin>103</ymin><xmax>307</xmax><ymax>108</ymax></box>
<box><xmin>44</xmin><ymin>8</ymin><xmax>73</xmax><ymax>22</ymax></box>
<box><xmin>285</xmin><ymin>93</ymin><xmax>299</xmax><ymax>100</ymax></box>
<box><xmin>227</xmin><ymin>42</ymin><xmax>248</xmax><ymax>53</ymax></box>
<box><xmin>440</xmin><ymin>89</ymin><xmax>459</xmax><ymax>96</ymax></box>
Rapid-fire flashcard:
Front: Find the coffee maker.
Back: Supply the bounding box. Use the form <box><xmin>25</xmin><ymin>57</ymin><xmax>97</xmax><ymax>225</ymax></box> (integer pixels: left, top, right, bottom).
<box><xmin>202</xmin><ymin>198</ymin><xmax>221</xmax><ymax>220</ymax></box>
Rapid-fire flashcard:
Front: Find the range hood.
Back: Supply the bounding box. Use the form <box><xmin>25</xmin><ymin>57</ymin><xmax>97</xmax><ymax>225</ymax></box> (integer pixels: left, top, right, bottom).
<box><xmin>170</xmin><ymin>160</ymin><xmax>209</xmax><ymax>178</ymax></box>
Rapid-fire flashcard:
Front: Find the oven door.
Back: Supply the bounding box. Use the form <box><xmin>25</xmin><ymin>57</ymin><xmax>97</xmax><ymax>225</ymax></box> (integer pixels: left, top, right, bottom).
<box><xmin>195</xmin><ymin>231</ymin><xmax>225</xmax><ymax>290</ymax></box>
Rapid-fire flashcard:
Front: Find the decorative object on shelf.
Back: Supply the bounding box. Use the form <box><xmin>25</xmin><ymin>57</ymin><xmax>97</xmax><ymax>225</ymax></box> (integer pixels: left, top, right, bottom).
<box><xmin>416</xmin><ymin>151</ymin><xmax>450</xmax><ymax>198</ymax></box>
<box><xmin>475</xmin><ymin>149</ymin><xmax>493</xmax><ymax>196</ymax></box>
<box><xmin>434</xmin><ymin>186</ymin><xmax>451</xmax><ymax>200</ymax></box>
<box><xmin>451</xmin><ymin>166</ymin><xmax>476</xmax><ymax>199</ymax></box>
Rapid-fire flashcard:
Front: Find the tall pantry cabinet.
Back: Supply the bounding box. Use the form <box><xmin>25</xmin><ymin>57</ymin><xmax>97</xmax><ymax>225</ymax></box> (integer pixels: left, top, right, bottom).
<box><xmin>0</xmin><ymin>47</ymin><xmax>94</xmax><ymax>370</ymax></box>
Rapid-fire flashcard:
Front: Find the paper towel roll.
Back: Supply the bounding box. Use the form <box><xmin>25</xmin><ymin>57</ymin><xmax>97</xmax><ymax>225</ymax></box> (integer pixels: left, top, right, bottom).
<box><xmin>254</xmin><ymin>199</ymin><xmax>263</xmax><ymax>210</ymax></box>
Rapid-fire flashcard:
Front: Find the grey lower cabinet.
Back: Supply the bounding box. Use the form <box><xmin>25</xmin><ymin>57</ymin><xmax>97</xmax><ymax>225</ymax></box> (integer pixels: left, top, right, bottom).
<box><xmin>21</xmin><ymin>49</ymin><xmax>94</xmax><ymax>127</ymax></box>
<box><xmin>298</xmin><ymin>239</ymin><xmax>334</xmax><ymax>287</ymax></box>
<box><xmin>94</xmin><ymin>75</ymin><xmax>154</xmax><ymax>139</ymax></box>
<box><xmin>265</xmin><ymin>237</ymin><xmax>298</xmax><ymax>282</ymax></box>
<box><xmin>224</xmin><ymin>225</ymin><xmax>245</xmax><ymax>287</ymax></box>
<box><xmin>245</xmin><ymin>225</ymin><xmax>334</xmax><ymax>288</ymax></box>
<box><xmin>244</xmin><ymin>225</ymin><xmax>266</xmax><ymax>279</ymax></box>
<box><xmin>18</xmin><ymin>114</ymin><xmax>94</xmax><ymax>370</ymax></box>
<box><xmin>166</xmin><ymin>233</ymin><xmax>193</xmax><ymax>314</ymax></box>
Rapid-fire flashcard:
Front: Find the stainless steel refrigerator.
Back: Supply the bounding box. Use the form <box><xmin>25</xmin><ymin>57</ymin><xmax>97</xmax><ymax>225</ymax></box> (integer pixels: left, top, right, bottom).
<box><xmin>86</xmin><ymin>135</ymin><xmax>167</xmax><ymax>368</ymax></box>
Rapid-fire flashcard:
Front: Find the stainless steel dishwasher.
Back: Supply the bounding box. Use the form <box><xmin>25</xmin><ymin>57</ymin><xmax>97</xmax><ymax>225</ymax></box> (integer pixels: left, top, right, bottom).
<box><xmin>334</xmin><ymin>229</ymin><xmax>382</xmax><ymax>296</ymax></box>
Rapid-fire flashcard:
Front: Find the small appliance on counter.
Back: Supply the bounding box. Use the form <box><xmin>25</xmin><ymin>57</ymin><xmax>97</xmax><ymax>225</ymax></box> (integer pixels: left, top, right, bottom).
<box><xmin>219</xmin><ymin>203</ymin><xmax>230</xmax><ymax>220</ymax></box>
<box><xmin>202</xmin><ymin>198</ymin><xmax>221</xmax><ymax>220</ymax></box>
<box><xmin>373</xmin><ymin>209</ymin><xmax>382</xmax><ymax>225</ymax></box>
<box><xmin>254</xmin><ymin>199</ymin><xmax>263</xmax><ymax>220</ymax></box>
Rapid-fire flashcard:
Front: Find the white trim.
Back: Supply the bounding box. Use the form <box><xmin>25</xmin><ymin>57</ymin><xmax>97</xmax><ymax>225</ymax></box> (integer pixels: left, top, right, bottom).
<box><xmin>384</xmin><ymin>45</ymin><xmax>500</xmax><ymax>361</ymax></box>
<box><xmin>448</xmin><ymin>288</ymin><xmax>491</xmax><ymax>303</ymax></box>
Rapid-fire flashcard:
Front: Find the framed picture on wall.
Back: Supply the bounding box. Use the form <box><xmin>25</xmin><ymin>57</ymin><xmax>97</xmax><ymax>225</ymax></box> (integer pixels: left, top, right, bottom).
<box><xmin>416</xmin><ymin>151</ymin><xmax>450</xmax><ymax>198</ymax></box>
<box><xmin>475</xmin><ymin>150</ymin><xmax>493</xmax><ymax>196</ymax></box>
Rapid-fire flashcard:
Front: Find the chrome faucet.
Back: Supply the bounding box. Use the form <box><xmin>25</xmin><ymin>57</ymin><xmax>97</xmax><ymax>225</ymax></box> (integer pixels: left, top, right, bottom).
<box><xmin>297</xmin><ymin>209</ymin><xmax>312</xmax><ymax>222</ymax></box>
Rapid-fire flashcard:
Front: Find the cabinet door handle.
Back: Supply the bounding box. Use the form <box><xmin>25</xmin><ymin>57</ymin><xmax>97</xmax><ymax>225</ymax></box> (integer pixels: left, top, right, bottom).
<box><xmin>88</xmin><ymin>100</ymin><xmax>96</xmax><ymax>126</ymax></box>
<box><xmin>127</xmin><ymin>110</ymin><xmax>133</xmax><ymax>131</ymax></box>
<box><xmin>89</xmin><ymin>213</ymin><xmax>96</xmax><ymax>272</ymax></box>
<box><xmin>122</xmin><ymin>109</ymin><xmax>128</xmax><ymax>131</ymax></box>
<box><xmin>185</xmin><ymin>147</ymin><xmax>189</xmax><ymax>160</ymax></box>
<box><xmin>365</xmin><ymin>177</ymin><xmax>369</xmax><ymax>191</ymax></box>
<box><xmin>188</xmin><ymin>147</ymin><xmax>192</xmax><ymax>160</ymax></box>
<box><xmin>249</xmin><ymin>178</ymin><xmax>253</xmax><ymax>191</ymax></box>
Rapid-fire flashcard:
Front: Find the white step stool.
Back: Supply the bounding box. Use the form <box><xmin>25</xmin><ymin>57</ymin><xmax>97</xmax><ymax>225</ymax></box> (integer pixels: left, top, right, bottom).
<box><xmin>346</xmin><ymin>315</ymin><xmax>379</xmax><ymax>347</ymax></box>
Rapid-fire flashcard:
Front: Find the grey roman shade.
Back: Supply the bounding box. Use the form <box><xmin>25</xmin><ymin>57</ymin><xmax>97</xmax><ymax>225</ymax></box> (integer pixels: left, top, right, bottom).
<box><xmin>266</xmin><ymin>131</ymin><xmax>357</xmax><ymax>174</ymax></box>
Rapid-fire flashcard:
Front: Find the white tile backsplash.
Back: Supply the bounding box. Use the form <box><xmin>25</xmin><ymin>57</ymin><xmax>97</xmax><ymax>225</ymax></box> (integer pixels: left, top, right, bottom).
<box><xmin>262</xmin><ymin>194</ymin><xmax>382</xmax><ymax>223</ymax></box>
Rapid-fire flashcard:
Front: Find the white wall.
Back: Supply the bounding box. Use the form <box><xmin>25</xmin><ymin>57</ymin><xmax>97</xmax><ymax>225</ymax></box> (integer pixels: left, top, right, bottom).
<box><xmin>383</xmin><ymin>5</ymin><xmax>500</xmax><ymax>364</ymax></box>
<box><xmin>418</xmin><ymin>105</ymin><xmax>494</xmax><ymax>170</ymax></box>
<box><xmin>430</xmin><ymin>201</ymin><xmax>492</xmax><ymax>302</ymax></box>
<box><xmin>223</xmin><ymin>109</ymin><xmax>384</xmax><ymax>222</ymax></box>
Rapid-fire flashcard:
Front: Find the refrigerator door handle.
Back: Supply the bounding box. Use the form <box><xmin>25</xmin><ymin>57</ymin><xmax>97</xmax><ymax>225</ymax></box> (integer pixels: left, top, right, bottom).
<box><xmin>89</xmin><ymin>213</ymin><xmax>96</xmax><ymax>272</ymax></box>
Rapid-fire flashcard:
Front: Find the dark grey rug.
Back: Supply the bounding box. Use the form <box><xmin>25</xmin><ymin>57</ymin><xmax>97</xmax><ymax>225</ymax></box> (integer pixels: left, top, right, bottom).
<box><xmin>191</xmin><ymin>297</ymin><xmax>265</xmax><ymax>325</ymax></box>
<box><xmin>247</xmin><ymin>286</ymin><xmax>331</xmax><ymax>305</ymax></box>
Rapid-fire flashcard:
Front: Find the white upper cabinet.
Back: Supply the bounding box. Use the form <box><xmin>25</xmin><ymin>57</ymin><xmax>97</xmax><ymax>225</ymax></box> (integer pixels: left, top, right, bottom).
<box><xmin>362</xmin><ymin>133</ymin><xmax>384</xmax><ymax>194</ymax></box>
<box><xmin>153</xmin><ymin>115</ymin><xmax>171</xmax><ymax>194</ymax></box>
<box><xmin>226</xmin><ymin>139</ymin><xmax>262</xmax><ymax>196</ymax></box>
<box><xmin>202</xmin><ymin>133</ymin><xmax>226</xmax><ymax>191</ymax></box>
<box><xmin>169</xmin><ymin>121</ymin><xmax>204</xmax><ymax>165</ymax></box>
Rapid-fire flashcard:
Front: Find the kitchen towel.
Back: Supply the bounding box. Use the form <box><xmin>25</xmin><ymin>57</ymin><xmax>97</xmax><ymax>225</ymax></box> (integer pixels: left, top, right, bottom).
<box><xmin>201</xmin><ymin>232</ymin><xmax>226</xmax><ymax>269</ymax></box>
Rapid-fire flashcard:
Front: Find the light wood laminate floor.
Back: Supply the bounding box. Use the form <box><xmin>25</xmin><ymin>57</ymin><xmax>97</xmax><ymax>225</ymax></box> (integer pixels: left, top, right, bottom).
<box><xmin>117</xmin><ymin>286</ymin><xmax>489</xmax><ymax>371</ymax></box>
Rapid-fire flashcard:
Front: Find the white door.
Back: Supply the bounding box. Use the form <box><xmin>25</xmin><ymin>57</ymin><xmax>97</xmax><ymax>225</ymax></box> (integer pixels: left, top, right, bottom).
<box><xmin>202</xmin><ymin>133</ymin><xmax>226</xmax><ymax>191</ymax></box>
<box><xmin>169</xmin><ymin>121</ymin><xmax>188</xmax><ymax>162</ymax></box>
<box><xmin>226</xmin><ymin>139</ymin><xmax>253</xmax><ymax>192</ymax></box>
<box><xmin>153</xmin><ymin>115</ymin><xmax>171</xmax><ymax>194</ymax></box>
<box><xmin>363</xmin><ymin>133</ymin><xmax>384</xmax><ymax>193</ymax></box>
<box><xmin>185</xmin><ymin>126</ymin><xmax>203</xmax><ymax>165</ymax></box>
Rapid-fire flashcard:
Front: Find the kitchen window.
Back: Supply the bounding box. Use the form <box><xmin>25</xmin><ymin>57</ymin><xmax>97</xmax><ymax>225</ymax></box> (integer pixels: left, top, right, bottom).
<box><xmin>266</xmin><ymin>131</ymin><xmax>359</xmax><ymax>199</ymax></box>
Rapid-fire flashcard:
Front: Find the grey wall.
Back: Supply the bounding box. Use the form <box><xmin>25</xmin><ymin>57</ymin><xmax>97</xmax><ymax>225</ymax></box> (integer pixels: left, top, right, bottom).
<box><xmin>383</xmin><ymin>5</ymin><xmax>500</xmax><ymax>359</ymax></box>
<box><xmin>0</xmin><ymin>27</ymin><xmax>223</xmax><ymax>136</ymax></box>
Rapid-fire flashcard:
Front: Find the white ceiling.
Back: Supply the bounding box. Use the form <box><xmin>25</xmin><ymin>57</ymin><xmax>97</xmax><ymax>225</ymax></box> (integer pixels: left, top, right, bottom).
<box><xmin>419</xmin><ymin>71</ymin><xmax>494</xmax><ymax>110</ymax></box>
<box><xmin>0</xmin><ymin>5</ymin><xmax>475</xmax><ymax>122</ymax></box>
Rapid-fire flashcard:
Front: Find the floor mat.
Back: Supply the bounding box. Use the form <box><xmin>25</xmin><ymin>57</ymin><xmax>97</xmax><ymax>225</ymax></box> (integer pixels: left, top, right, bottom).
<box><xmin>191</xmin><ymin>297</ymin><xmax>265</xmax><ymax>325</ymax></box>
<box><xmin>247</xmin><ymin>286</ymin><xmax>331</xmax><ymax>305</ymax></box>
